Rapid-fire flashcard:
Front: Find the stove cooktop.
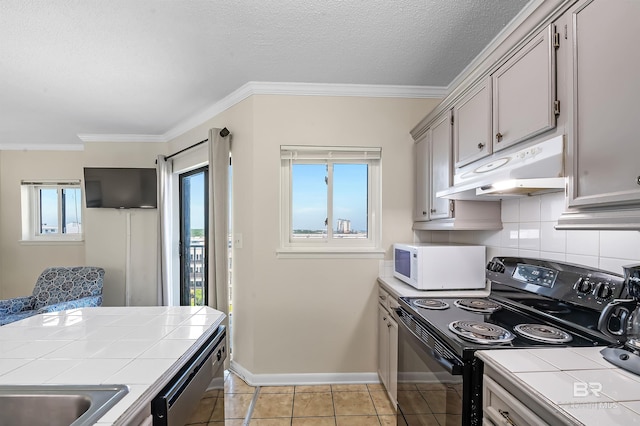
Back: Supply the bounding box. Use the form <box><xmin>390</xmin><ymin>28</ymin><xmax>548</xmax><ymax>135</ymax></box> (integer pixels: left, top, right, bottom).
<box><xmin>398</xmin><ymin>257</ymin><xmax>627</xmax><ymax>360</ymax></box>
<box><xmin>398</xmin><ymin>296</ymin><xmax>610</xmax><ymax>360</ymax></box>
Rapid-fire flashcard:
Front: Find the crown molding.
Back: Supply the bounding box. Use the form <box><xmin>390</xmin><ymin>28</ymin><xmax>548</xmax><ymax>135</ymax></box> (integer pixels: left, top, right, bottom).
<box><xmin>30</xmin><ymin>81</ymin><xmax>445</xmax><ymax>147</ymax></box>
<box><xmin>77</xmin><ymin>134</ymin><xmax>167</xmax><ymax>143</ymax></box>
<box><xmin>0</xmin><ymin>143</ymin><xmax>84</xmax><ymax>151</ymax></box>
<box><xmin>162</xmin><ymin>81</ymin><xmax>446</xmax><ymax>141</ymax></box>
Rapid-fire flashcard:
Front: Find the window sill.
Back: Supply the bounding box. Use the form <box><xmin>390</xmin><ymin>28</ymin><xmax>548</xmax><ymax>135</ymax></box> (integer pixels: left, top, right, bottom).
<box><xmin>276</xmin><ymin>247</ymin><xmax>385</xmax><ymax>259</ymax></box>
<box><xmin>20</xmin><ymin>239</ymin><xmax>85</xmax><ymax>246</ymax></box>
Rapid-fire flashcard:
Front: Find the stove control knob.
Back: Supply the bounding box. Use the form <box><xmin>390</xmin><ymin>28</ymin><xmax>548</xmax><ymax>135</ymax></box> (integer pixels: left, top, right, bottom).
<box><xmin>576</xmin><ymin>278</ymin><xmax>593</xmax><ymax>294</ymax></box>
<box><xmin>595</xmin><ymin>283</ymin><xmax>613</xmax><ymax>300</ymax></box>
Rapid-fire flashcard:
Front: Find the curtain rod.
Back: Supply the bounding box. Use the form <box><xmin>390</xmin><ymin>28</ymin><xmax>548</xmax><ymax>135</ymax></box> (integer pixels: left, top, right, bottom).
<box><xmin>165</xmin><ymin>127</ymin><xmax>230</xmax><ymax>160</ymax></box>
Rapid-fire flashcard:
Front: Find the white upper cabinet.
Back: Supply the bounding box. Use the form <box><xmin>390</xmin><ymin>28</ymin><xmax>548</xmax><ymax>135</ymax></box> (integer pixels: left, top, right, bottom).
<box><xmin>430</xmin><ymin>110</ymin><xmax>453</xmax><ymax>220</ymax></box>
<box><xmin>565</xmin><ymin>0</ymin><xmax>640</xmax><ymax>208</ymax></box>
<box><xmin>492</xmin><ymin>24</ymin><xmax>558</xmax><ymax>152</ymax></box>
<box><xmin>454</xmin><ymin>77</ymin><xmax>492</xmax><ymax>167</ymax></box>
<box><xmin>414</xmin><ymin>133</ymin><xmax>430</xmax><ymax>222</ymax></box>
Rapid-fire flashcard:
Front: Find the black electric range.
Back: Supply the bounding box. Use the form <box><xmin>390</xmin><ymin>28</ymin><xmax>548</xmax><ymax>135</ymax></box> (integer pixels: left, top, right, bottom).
<box><xmin>394</xmin><ymin>257</ymin><xmax>626</xmax><ymax>426</ymax></box>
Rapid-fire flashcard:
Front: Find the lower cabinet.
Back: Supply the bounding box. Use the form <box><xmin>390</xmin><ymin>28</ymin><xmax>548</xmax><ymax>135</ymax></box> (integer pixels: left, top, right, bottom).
<box><xmin>377</xmin><ymin>287</ymin><xmax>398</xmax><ymax>407</ymax></box>
<box><xmin>483</xmin><ymin>375</ymin><xmax>549</xmax><ymax>426</ymax></box>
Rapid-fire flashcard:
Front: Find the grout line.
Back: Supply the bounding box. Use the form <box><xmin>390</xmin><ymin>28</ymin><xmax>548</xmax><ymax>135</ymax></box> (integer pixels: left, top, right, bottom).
<box><xmin>243</xmin><ymin>386</ymin><xmax>261</xmax><ymax>426</ymax></box>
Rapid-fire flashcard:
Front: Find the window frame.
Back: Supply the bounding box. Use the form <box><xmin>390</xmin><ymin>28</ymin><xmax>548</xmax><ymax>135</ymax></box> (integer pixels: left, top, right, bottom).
<box><xmin>279</xmin><ymin>146</ymin><xmax>383</xmax><ymax>257</ymax></box>
<box><xmin>21</xmin><ymin>180</ymin><xmax>84</xmax><ymax>242</ymax></box>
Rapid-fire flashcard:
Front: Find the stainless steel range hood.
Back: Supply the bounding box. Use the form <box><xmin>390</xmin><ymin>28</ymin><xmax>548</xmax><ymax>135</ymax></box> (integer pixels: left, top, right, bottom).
<box><xmin>437</xmin><ymin>135</ymin><xmax>566</xmax><ymax>200</ymax></box>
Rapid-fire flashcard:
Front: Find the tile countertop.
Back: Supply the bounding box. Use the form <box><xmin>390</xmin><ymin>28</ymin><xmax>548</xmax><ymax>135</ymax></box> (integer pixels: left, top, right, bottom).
<box><xmin>0</xmin><ymin>306</ymin><xmax>226</xmax><ymax>426</ymax></box>
<box><xmin>477</xmin><ymin>347</ymin><xmax>640</xmax><ymax>425</ymax></box>
<box><xmin>377</xmin><ymin>274</ymin><xmax>490</xmax><ymax>299</ymax></box>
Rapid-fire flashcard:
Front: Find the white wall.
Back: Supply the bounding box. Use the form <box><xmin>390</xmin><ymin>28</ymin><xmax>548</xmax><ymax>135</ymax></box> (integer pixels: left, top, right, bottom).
<box><xmin>0</xmin><ymin>150</ymin><xmax>86</xmax><ymax>298</ymax></box>
<box><xmin>168</xmin><ymin>94</ymin><xmax>440</xmax><ymax>380</ymax></box>
<box><xmin>423</xmin><ymin>192</ymin><xmax>640</xmax><ymax>275</ymax></box>
<box><xmin>0</xmin><ymin>143</ymin><xmax>166</xmax><ymax>305</ymax></box>
<box><xmin>83</xmin><ymin>142</ymin><xmax>166</xmax><ymax>306</ymax></box>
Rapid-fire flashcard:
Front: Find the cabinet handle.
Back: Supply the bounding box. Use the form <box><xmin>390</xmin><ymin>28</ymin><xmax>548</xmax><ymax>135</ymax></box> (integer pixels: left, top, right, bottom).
<box><xmin>498</xmin><ymin>409</ymin><xmax>517</xmax><ymax>426</ymax></box>
<box><xmin>477</xmin><ymin>143</ymin><xmax>485</xmax><ymax>150</ymax></box>
<box><xmin>430</xmin><ymin>208</ymin><xmax>436</xmax><ymax>213</ymax></box>
<box><xmin>495</xmin><ymin>132</ymin><xmax>503</xmax><ymax>142</ymax></box>
<box><xmin>422</xmin><ymin>211</ymin><xmax>427</xmax><ymax>215</ymax></box>
<box><xmin>637</xmin><ymin>176</ymin><xmax>640</xmax><ymax>186</ymax></box>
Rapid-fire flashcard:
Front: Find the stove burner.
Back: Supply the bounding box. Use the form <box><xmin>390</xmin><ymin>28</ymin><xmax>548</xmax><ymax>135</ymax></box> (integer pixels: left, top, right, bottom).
<box><xmin>449</xmin><ymin>320</ymin><xmax>515</xmax><ymax>345</ymax></box>
<box><xmin>413</xmin><ymin>299</ymin><xmax>449</xmax><ymax>310</ymax></box>
<box><xmin>521</xmin><ymin>299</ymin><xmax>572</xmax><ymax>315</ymax></box>
<box><xmin>454</xmin><ymin>299</ymin><xmax>501</xmax><ymax>313</ymax></box>
<box><xmin>513</xmin><ymin>324</ymin><xmax>573</xmax><ymax>343</ymax></box>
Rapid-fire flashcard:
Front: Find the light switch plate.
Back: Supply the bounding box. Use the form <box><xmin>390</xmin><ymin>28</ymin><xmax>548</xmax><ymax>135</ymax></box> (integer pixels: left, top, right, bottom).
<box><xmin>234</xmin><ymin>233</ymin><xmax>243</xmax><ymax>249</ymax></box>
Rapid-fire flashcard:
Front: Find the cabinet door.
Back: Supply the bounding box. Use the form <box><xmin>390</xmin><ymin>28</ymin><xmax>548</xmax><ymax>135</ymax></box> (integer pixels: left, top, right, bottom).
<box><xmin>414</xmin><ymin>133</ymin><xmax>430</xmax><ymax>222</ymax></box>
<box><xmin>387</xmin><ymin>315</ymin><xmax>398</xmax><ymax>407</ymax></box>
<box><xmin>567</xmin><ymin>0</ymin><xmax>640</xmax><ymax>207</ymax></box>
<box><xmin>377</xmin><ymin>304</ymin><xmax>390</xmax><ymax>390</ymax></box>
<box><xmin>454</xmin><ymin>77</ymin><xmax>492</xmax><ymax>167</ymax></box>
<box><xmin>492</xmin><ymin>24</ymin><xmax>557</xmax><ymax>151</ymax></box>
<box><xmin>430</xmin><ymin>111</ymin><xmax>453</xmax><ymax>219</ymax></box>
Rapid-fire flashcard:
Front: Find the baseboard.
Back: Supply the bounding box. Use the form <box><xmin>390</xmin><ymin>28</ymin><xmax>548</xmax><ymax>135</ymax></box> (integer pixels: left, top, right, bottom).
<box><xmin>230</xmin><ymin>360</ymin><xmax>381</xmax><ymax>387</ymax></box>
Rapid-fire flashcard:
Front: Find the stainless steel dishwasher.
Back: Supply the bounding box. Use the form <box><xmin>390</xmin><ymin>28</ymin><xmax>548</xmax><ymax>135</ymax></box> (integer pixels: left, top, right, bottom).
<box><xmin>151</xmin><ymin>325</ymin><xmax>226</xmax><ymax>426</ymax></box>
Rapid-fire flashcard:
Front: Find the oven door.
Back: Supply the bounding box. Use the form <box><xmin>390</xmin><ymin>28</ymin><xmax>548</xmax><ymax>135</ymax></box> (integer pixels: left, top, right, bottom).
<box><xmin>395</xmin><ymin>307</ymin><xmax>470</xmax><ymax>426</ymax></box>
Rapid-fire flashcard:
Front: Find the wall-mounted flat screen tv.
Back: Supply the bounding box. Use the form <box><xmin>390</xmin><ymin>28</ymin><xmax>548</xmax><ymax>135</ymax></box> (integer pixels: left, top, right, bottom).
<box><xmin>84</xmin><ymin>167</ymin><xmax>157</xmax><ymax>209</ymax></box>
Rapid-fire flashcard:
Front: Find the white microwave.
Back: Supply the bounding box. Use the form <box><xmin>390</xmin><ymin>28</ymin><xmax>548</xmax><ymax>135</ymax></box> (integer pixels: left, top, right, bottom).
<box><xmin>393</xmin><ymin>243</ymin><xmax>486</xmax><ymax>290</ymax></box>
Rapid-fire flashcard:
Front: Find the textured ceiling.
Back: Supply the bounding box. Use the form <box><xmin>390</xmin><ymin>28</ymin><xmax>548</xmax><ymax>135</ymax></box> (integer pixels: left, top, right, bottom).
<box><xmin>0</xmin><ymin>0</ymin><xmax>530</xmax><ymax>147</ymax></box>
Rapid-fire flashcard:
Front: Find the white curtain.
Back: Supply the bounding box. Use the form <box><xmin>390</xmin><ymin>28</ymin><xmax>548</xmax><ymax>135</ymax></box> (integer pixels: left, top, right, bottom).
<box><xmin>207</xmin><ymin>128</ymin><xmax>231</xmax><ymax>316</ymax></box>
<box><xmin>157</xmin><ymin>155</ymin><xmax>173</xmax><ymax>306</ymax></box>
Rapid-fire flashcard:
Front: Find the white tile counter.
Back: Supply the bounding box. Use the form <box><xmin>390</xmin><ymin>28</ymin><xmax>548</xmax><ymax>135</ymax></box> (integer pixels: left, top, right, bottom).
<box><xmin>477</xmin><ymin>347</ymin><xmax>640</xmax><ymax>425</ymax></box>
<box><xmin>0</xmin><ymin>306</ymin><xmax>226</xmax><ymax>425</ymax></box>
<box><xmin>377</xmin><ymin>274</ymin><xmax>490</xmax><ymax>299</ymax></box>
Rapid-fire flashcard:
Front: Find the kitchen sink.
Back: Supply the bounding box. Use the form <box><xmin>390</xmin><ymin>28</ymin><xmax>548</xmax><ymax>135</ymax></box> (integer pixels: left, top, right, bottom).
<box><xmin>0</xmin><ymin>384</ymin><xmax>128</xmax><ymax>426</ymax></box>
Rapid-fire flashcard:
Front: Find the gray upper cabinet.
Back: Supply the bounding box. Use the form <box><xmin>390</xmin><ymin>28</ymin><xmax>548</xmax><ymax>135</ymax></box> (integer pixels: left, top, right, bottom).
<box><xmin>454</xmin><ymin>77</ymin><xmax>492</xmax><ymax>167</ymax></box>
<box><xmin>492</xmin><ymin>24</ymin><xmax>558</xmax><ymax>152</ymax></box>
<box><xmin>565</xmin><ymin>0</ymin><xmax>640</xmax><ymax>208</ymax></box>
<box><xmin>414</xmin><ymin>133</ymin><xmax>430</xmax><ymax>222</ymax></box>
<box><xmin>430</xmin><ymin>110</ymin><xmax>453</xmax><ymax>220</ymax></box>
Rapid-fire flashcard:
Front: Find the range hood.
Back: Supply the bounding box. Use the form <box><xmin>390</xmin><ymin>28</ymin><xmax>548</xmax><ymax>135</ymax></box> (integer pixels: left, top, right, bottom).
<box><xmin>437</xmin><ymin>135</ymin><xmax>566</xmax><ymax>200</ymax></box>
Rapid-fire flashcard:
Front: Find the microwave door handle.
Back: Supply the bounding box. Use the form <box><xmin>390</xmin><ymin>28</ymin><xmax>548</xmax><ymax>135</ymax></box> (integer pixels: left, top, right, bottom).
<box><xmin>395</xmin><ymin>308</ymin><xmax>463</xmax><ymax>375</ymax></box>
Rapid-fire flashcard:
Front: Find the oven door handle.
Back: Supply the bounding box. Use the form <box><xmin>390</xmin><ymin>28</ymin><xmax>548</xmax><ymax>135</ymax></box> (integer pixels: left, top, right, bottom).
<box><xmin>395</xmin><ymin>308</ymin><xmax>464</xmax><ymax>375</ymax></box>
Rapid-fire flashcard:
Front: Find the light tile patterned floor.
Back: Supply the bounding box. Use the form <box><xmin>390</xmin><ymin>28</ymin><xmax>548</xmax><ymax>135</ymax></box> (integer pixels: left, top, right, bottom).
<box><xmin>186</xmin><ymin>370</ymin><xmax>397</xmax><ymax>426</ymax></box>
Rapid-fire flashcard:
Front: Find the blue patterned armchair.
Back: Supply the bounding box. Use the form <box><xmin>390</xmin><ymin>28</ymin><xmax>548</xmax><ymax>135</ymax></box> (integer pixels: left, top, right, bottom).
<box><xmin>0</xmin><ymin>266</ymin><xmax>104</xmax><ymax>326</ymax></box>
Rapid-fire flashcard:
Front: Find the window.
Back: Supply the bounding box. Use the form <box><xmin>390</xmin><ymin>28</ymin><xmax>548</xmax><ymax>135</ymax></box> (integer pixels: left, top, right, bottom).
<box><xmin>21</xmin><ymin>181</ymin><xmax>83</xmax><ymax>242</ymax></box>
<box><xmin>279</xmin><ymin>146</ymin><xmax>382</xmax><ymax>256</ymax></box>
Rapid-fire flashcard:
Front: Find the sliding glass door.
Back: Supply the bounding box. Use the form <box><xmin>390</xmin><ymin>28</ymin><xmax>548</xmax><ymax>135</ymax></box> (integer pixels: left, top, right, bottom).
<box><xmin>179</xmin><ymin>167</ymin><xmax>208</xmax><ymax>306</ymax></box>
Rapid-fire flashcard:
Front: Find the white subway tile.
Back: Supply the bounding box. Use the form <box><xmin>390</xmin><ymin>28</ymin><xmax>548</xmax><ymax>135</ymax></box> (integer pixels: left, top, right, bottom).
<box><xmin>566</xmin><ymin>254</ymin><xmax>599</xmax><ymax>269</ymax></box>
<box><xmin>501</xmin><ymin>199</ymin><xmax>519</xmax><ymax>222</ymax></box>
<box><xmin>540</xmin><ymin>222</ymin><xmax>566</xmax><ymax>253</ymax></box>
<box><xmin>540</xmin><ymin>192</ymin><xmax>566</xmax><ymax>222</ymax></box>
<box><xmin>519</xmin><ymin>222</ymin><xmax>541</xmax><ymax>251</ymax></box>
<box><xmin>519</xmin><ymin>249</ymin><xmax>541</xmax><ymax>258</ymax></box>
<box><xmin>501</xmin><ymin>223</ymin><xmax>519</xmax><ymax>248</ymax></box>
<box><xmin>599</xmin><ymin>257</ymin><xmax>640</xmax><ymax>275</ymax></box>
<box><xmin>519</xmin><ymin>196</ymin><xmax>541</xmax><ymax>222</ymax></box>
<box><xmin>566</xmin><ymin>230</ymin><xmax>600</xmax><ymax>256</ymax></box>
<box><xmin>540</xmin><ymin>251</ymin><xmax>566</xmax><ymax>262</ymax></box>
<box><xmin>600</xmin><ymin>231</ymin><xmax>640</xmax><ymax>260</ymax></box>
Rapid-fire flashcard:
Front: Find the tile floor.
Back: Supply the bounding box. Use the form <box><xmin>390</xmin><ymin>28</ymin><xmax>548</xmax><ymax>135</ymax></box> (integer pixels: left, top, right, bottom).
<box><xmin>186</xmin><ymin>370</ymin><xmax>397</xmax><ymax>426</ymax></box>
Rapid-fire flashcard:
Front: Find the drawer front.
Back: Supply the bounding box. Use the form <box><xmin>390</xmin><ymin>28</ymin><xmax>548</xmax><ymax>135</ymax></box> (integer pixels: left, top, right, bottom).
<box><xmin>483</xmin><ymin>375</ymin><xmax>549</xmax><ymax>426</ymax></box>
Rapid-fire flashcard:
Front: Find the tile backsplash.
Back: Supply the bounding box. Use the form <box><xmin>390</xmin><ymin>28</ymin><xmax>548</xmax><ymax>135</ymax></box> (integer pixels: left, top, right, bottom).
<box><xmin>416</xmin><ymin>192</ymin><xmax>640</xmax><ymax>276</ymax></box>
